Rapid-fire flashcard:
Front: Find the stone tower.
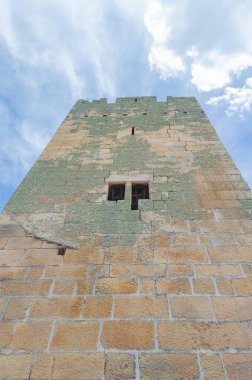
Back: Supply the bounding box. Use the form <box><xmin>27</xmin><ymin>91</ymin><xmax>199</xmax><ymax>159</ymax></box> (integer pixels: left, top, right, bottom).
<box><xmin>1</xmin><ymin>96</ymin><xmax>252</xmax><ymax>379</ymax></box>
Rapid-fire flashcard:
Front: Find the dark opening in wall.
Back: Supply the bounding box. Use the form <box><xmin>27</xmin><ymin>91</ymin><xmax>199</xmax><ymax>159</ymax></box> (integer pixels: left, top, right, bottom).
<box><xmin>132</xmin><ymin>127</ymin><xmax>135</xmax><ymax>135</ymax></box>
<box><xmin>108</xmin><ymin>184</ymin><xmax>125</xmax><ymax>201</ymax></box>
<box><xmin>58</xmin><ymin>247</ymin><xmax>66</xmax><ymax>256</ymax></box>
<box><xmin>131</xmin><ymin>183</ymin><xmax>149</xmax><ymax>210</ymax></box>
<box><xmin>135</xmin><ymin>98</ymin><xmax>137</xmax><ymax>102</ymax></box>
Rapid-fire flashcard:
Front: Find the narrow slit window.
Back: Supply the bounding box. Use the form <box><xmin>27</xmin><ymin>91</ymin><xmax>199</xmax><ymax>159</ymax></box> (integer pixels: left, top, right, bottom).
<box><xmin>58</xmin><ymin>247</ymin><xmax>66</xmax><ymax>256</ymax></box>
<box><xmin>131</xmin><ymin>183</ymin><xmax>149</xmax><ymax>210</ymax></box>
<box><xmin>108</xmin><ymin>184</ymin><xmax>125</xmax><ymax>202</ymax></box>
<box><xmin>132</xmin><ymin>127</ymin><xmax>135</xmax><ymax>135</ymax></box>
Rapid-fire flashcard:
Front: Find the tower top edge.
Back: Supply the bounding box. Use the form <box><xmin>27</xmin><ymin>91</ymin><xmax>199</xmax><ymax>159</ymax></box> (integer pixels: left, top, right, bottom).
<box><xmin>74</xmin><ymin>96</ymin><xmax>198</xmax><ymax>107</ymax></box>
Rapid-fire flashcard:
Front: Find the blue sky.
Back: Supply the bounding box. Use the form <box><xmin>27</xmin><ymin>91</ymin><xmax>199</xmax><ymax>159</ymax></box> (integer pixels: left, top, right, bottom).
<box><xmin>0</xmin><ymin>0</ymin><xmax>252</xmax><ymax>210</ymax></box>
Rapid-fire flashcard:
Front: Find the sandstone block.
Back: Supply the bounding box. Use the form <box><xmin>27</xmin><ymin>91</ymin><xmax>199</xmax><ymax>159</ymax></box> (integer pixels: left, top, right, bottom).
<box><xmin>105</xmin><ymin>247</ymin><xmax>138</xmax><ymax>263</ymax></box>
<box><xmin>216</xmin><ymin>279</ymin><xmax>234</xmax><ymax>295</ymax></box>
<box><xmin>201</xmin><ymin>354</ymin><xmax>225</xmax><ymax>380</ymax></box>
<box><xmin>140</xmin><ymin>279</ymin><xmax>155</xmax><ymax>293</ymax></box>
<box><xmin>110</xmin><ymin>264</ymin><xmax>166</xmax><ymax>277</ymax></box>
<box><xmin>0</xmin><ymin>354</ymin><xmax>32</xmax><ymax>380</ymax></box>
<box><xmin>0</xmin><ymin>280</ymin><xmax>51</xmax><ymax>296</ymax></box>
<box><xmin>22</xmin><ymin>248</ymin><xmax>61</xmax><ymax>265</ymax></box>
<box><xmin>102</xmin><ymin>321</ymin><xmax>153</xmax><ymax>349</ymax></box>
<box><xmin>0</xmin><ymin>238</ymin><xmax>8</xmax><ymax>249</ymax></box>
<box><xmin>26</xmin><ymin>267</ymin><xmax>44</xmax><ymax>278</ymax></box>
<box><xmin>155</xmin><ymin>247</ymin><xmax>207</xmax><ymax>263</ymax></box>
<box><xmin>170</xmin><ymin>296</ymin><xmax>213</xmax><ymax>319</ymax></box>
<box><xmin>212</xmin><ymin>296</ymin><xmax>252</xmax><ymax>320</ymax></box>
<box><xmin>195</xmin><ymin>264</ymin><xmax>241</xmax><ymax>277</ymax></box>
<box><xmin>45</xmin><ymin>265</ymin><xmax>88</xmax><ymax>277</ymax></box>
<box><xmin>0</xmin><ymin>298</ymin><xmax>6</xmax><ymax>315</ymax></box>
<box><xmin>0</xmin><ymin>322</ymin><xmax>15</xmax><ymax>349</ymax></box>
<box><xmin>158</xmin><ymin>321</ymin><xmax>252</xmax><ymax>350</ymax></box>
<box><xmin>30</xmin><ymin>353</ymin><xmax>54</xmax><ymax>380</ymax></box>
<box><xmin>168</xmin><ymin>264</ymin><xmax>193</xmax><ymax>276</ymax></box>
<box><xmin>0</xmin><ymin>267</ymin><xmax>26</xmax><ymax>280</ymax></box>
<box><xmin>96</xmin><ymin>278</ymin><xmax>137</xmax><ymax>294</ymax></box>
<box><xmin>76</xmin><ymin>279</ymin><xmax>94</xmax><ymax>294</ymax></box>
<box><xmin>53</xmin><ymin>279</ymin><xmax>75</xmax><ymax>295</ymax></box>
<box><xmin>243</xmin><ymin>264</ymin><xmax>252</xmax><ymax>276</ymax></box>
<box><xmin>139</xmin><ymin>353</ymin><xmax>199</xmax><ymax>380</ymax></box>
<box><xmin>193</xmin><ymin>279</ymin><xmax>215</xmax><ymax>294</ymax></box>
<box><xmin>5</xmin><ymin>236</ymin><xmax>42</xmax><ymax>249</ymax></box>
<box><xmin>82</xmin><ymin>296</ymin><xmax>112</xmax><ymax>318</ymax></box>
<box><xmin>52</xmin><ymin>353</ymin><xmax>104</xmax><ymax>380</ymax></box>
<box><xmin>232</xmin><ymin>278</ymin><xmax>252</xmax><ymax>296</ymax></box>
<box><xmin>208</xmin><ymin>246</ymin><xmax>252</xmax><ymax>263</ymax></box>
<box><xmin>105</xmin><ymin>353</ymin><xmax>135</xmax><ymax>380</ymax></box>
<box><xmin>64</xmin><ymin>248</ymin><xmax>104</xmax><ymax>264</ymax></box>
<box><xmin>3</xmin><ymin>297</ymin><xmax>30</xmax><ymax>320</ymax></box>
<box><xmin>9</xmin><ymin>322</ymin><xmax>51</xmax><ymax>350</ymax></box>
<box><xmin>0</xmin><ymin>249</ymin><xmax>24</xmax><ymax>266</ymax></box>
<box><xmin>237</xmin><ymin>234</ymin><xmax>252</xmax><ymax>245</ymax></box>
<box><xmin>51</xmin><ymin>321</ymin><xmax>99</xmax><ymax>350</ymax></box>
<box><xmin>114</xmin><ymin>296</ymin><xmax>168</xmax><ymax>318</ymax></box>
<box><xmin>157</xmin><ymin>278</ymin><xmax>190</xmax><ymax>294</ymax></box>
<box><xmin>224</xmin><ymin>354</ymin><xmax>252</xmax><ymax>380</ymax></box>
<box><xmin>30</xmin><ymin>298</ymin><xmax>83</xmax><ymax>318</ymax></box>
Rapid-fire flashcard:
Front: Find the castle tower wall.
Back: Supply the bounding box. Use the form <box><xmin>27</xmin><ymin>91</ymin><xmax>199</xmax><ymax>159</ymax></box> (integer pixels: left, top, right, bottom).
<box><xmin>0</xmin><ymin>97</ymin><xmax>252</xmax><ymax>379</ymax></box>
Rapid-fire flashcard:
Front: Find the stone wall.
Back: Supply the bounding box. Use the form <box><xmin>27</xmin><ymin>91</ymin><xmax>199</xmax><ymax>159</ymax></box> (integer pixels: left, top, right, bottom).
<box><xmin>1</xmin><ymin>96</ymin><xmax>252</xmax><ymax>379</ymax></box>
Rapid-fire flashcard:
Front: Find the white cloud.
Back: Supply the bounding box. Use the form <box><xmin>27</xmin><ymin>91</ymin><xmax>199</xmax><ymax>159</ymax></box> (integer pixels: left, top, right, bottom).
<box><xmin>144</xmin><ymin>0</ymin><xmax>185</xmax><ymax>78</ymax></box>
<box><xmin>144</xmin><ymin>0</ymin><xmax>172</xmax><ymax>45</ymax></box>
<box><xmin>148</xmin><ymin>45</ymin><xmax>185</xmax><ymax>80</ymax></box>
<box><xmin>0</xmin><ymin>0</ymin><xmax>123</xmax><ymax>99</ymax></box>
<box><xmin>190</xmin><ymin>50</ymin><xmax>252</xmax><ymax>92</ymax></box>
<box><xmin>207</xmin><ymin>77</ymin><xmax>252</xmax><ymax>117</ymax></box>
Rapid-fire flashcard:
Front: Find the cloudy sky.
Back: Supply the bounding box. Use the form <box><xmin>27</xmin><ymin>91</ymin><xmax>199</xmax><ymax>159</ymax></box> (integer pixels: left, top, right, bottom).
<box><xmin>1</xmin><ymin>0</ymin><xmax>252</xmax><ymax>210</ymax></box>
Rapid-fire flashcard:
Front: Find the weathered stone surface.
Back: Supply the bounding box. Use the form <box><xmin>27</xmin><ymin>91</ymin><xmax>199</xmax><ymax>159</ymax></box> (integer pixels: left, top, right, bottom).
<box><xmin>158</xmin><ymin>321</ymin><xmax>252</xmax><ymax>350</ymax></box>
<box><xmin>9</xmin><ymin>322</ymin><xmax>51</xmax><ymax>350</ymax></box>
<box><xmin>30</xmin><ymin>353</ymin><xmax>54</xmax><ymax>380</ymax></box>
<box><xmin>51</xmin><ymin>321</ymin><xmax>99</xmax><ymax>350</ymax></box>
<box><xmin>114</xmin><ymin>296</ymin><xmax>168</xmax><ymax>318</ymax></box>
<box><xmin>30</xmin><ymin>298</ymin><xmax>83</xmax><ymax>318</ymax></box>
<box><xmin>102</xmin><ymin>321</ymin><xmax>154</xmax><ymax>349</ymax></box>
<box><xmin>1</xmin><ymin>96</ymin><xmax>252</xmax><ymax>380</ymax></box>
<box><xmin>139</xmin><ymin>353</ymin><xmax>199</xmax><ymax>380</ymax></box>
<box><xmin>105</xmin><ymin>353</ymin><xmax>135</xmax><ymax>380</ymax></box>
<box><xmin>170</xmin><ymin>296</ymin><xmax>213</xmax><ymax>319</ymax></box>
<box><xmin>52</xmin><ymin>353</ymin><xmax>105</xmax><ymax>380</ymax></box>
<box><xmin>3</xmin><ymin>297</ymin><xmax>30</xmax><ymax>320</ymax></box>
<box><xmin>82</xmin><ymin>296</ymin><xmax>112</xmax><ymax>318</ymax></box>
<box><xmin>201</xmin><ymin>354</ymin><xmax>225</xmax><ymax>380</ymax></box>
<box><xmin>0</xmin><ymin>354</ymin><xmax>32</xmax><ymax>380</ymax></box>
<box><xmin>224</xmin><ymin>354</ymin><xmax>252</xmax><ymax>380</ymax></box>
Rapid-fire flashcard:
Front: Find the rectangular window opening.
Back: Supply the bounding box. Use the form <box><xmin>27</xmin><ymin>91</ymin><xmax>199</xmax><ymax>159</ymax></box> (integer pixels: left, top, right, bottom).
<box><xmin>132</xmin><ymin>127</ymin><xmax>135</xmax><ymax>135</ymax></box>
<box><xmin>108</xmin><ymin>183</ymin><xmax>125</xmax><ymax>202</ymax></box>
<box><xmin>131</xmin><ymin>183</ymin><xmax>149</xmax><ymax>210</ymax></box>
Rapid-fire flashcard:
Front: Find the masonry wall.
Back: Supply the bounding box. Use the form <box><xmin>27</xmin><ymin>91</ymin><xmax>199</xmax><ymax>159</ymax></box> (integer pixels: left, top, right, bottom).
<box><xmin>1</xmin><ymin>96</ymin><xmax>252</xmax><ymax>379</ymax></box>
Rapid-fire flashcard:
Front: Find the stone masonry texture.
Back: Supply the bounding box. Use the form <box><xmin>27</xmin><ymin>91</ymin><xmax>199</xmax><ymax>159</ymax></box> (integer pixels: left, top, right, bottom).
<box><xmin>0</xmin><ymin>96</ymin><xmax>252</xmax><ymax>379</ymax></box>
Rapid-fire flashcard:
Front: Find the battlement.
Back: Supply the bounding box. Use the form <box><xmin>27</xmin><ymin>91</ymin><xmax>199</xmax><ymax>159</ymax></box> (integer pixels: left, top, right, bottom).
<box><xmin>71</xmin><ymin>96</ymin><xmax>203</xmax><ymax>120</ymax></box>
